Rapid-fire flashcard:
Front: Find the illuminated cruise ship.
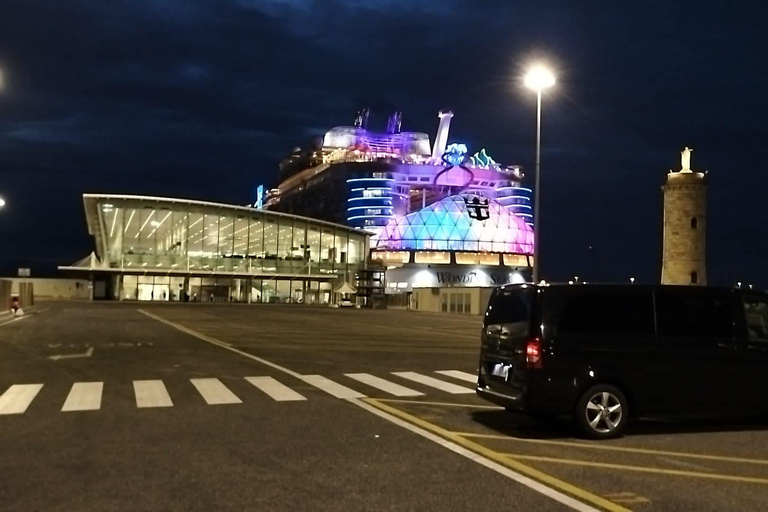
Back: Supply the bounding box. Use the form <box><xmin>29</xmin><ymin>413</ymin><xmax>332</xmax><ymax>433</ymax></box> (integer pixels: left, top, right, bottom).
<box><xmin>267</xmin><ymin>109</ymin><xmax>533</xmax><ymax>233</ymax></box>
<box><xmin>266</xmin><ymin>109</ymin><xmax>535</xmax><ymax>309</ymax></box>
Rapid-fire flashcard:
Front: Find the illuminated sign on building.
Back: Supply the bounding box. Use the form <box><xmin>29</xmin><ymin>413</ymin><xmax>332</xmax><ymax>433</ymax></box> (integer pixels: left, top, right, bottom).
<box><xmin>464</xmin><ymin>196</ymin><xmax>490</xmax><ymax>221</ymax></box>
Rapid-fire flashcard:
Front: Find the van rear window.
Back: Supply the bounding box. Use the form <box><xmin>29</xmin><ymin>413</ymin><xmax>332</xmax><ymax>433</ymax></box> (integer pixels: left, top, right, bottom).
<box><xmin>485</xmin><ymin>287</ymin><xmax>532</xmax><ymax>334</ymax></box>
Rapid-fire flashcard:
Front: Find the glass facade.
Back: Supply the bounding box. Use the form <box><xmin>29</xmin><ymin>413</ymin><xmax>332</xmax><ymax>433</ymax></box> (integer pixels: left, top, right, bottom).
<box><xmin>93</xmin><ymin>196</ymin><xmax>368</xmax><ymax>302</ymax></box>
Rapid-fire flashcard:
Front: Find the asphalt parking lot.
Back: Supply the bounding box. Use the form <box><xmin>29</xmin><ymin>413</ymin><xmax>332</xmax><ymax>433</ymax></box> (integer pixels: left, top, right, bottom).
<box><xmin>3</xmin><ymin>302</ymin><xmax>768</xmax><ymax>511</ymax></box>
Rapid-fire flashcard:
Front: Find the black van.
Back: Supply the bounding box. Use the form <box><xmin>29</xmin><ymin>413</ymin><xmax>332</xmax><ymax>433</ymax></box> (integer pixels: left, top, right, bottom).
<box><xmin>476</xmin><ymin>284</ymin><xmax>768</xmax><ymax>439</ymax></box>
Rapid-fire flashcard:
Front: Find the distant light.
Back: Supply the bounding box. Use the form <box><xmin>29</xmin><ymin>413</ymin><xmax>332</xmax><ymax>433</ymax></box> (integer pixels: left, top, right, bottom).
<box><xmin>0</xmin><ymin>197</ymin><xmax>5</xmax><ymax>209</ymax></box>
<box><xmin>524</xmin><ymin>65</ymin><xmax>556</xmax><ymax>92</ymax></box>
<box><xmin>568</xmin><ymin>280</ymin><xmax>574</xmax><ymax>285</ymax></box>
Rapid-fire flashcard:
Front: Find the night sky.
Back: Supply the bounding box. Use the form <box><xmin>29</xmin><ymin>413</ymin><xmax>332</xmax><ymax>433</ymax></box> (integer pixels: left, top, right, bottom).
<box><xmin>1</xmin><ymin>1</ymin><xmax>766</xmax><ymax>285</ymax></box>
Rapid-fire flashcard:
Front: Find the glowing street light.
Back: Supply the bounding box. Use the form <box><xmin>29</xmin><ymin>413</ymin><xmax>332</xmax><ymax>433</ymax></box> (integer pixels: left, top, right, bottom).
<box><xmin>524</xmin><ymin>64</ymin><xmax>556</xmax><ymax>283</ymax></box>
<box><xmin>0</xmin><ymin>197</ymin><xmax>5</xmax><ymax>209</ymax></box>
<box><xmin>630</xmin><ymin>277</ymin><xmax>635</xmax><ymax>284</ymax></box>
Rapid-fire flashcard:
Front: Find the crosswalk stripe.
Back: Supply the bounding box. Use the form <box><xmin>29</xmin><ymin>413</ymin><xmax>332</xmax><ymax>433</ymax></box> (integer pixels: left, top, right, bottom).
<box><xmin>392</xmin><ymin>372</ymin><xmax>474</xmax><ymax>394</ymax></box>
<box><xmin>245</xmin><ymin>377</ymin><xmax>306</xmax><ymax>401</ymax></box>
<box><xmin>62</xmin><ymin>382</ymin><xmax>103</xmax><ymax>412</ymax></box>
<box><xmin>134</xmin><ymin>380</ymin><xmax>173</xmax><ymax>408</ymax></box>
<box><xmin>0</xmin><ymin>384</ymin><xmax>44</xmax><ymax>415</ymax></box>
<box><xmin>434</xmin><ymin>370</ymin><xmax>477</xmax><ymax>384</ymax></box>
<box><xmin>190</xmin><ymin>378</ymin><xmax>242</xmax><ymax>405</ymax></box>
<box><xmin>301</xmin><ymin>375</ymin><xmax>366</xmax><ymax>399</ymax></box>
<box><xmin>344</xmin><ymin>373</ymin><xmax>424</xmax><ymax>397</ymax></box>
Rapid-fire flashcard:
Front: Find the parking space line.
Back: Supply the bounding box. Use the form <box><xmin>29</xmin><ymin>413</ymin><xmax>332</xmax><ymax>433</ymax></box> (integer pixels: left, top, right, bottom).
<box><xmin>392</xmin><ymin>372</ymin><xmax>474</xmax><ymax>394</ymax></box>
<box><xmin>245</xmin><ymin>377</ymin><xmax>306</xmax><ymax>401</ymax></box>
<box><xmin>0</xmin><ymin>384</ymin><xmax>44</xmax><ymax>415</ymax></box>
<box><xmin>301</xmin><ymin>375</ymin><xmax>366</xmax><ymax>399</ymax></box>
<box><xmin>61</xmin><ymin>382</ymin><xmax>103</xmax><ymax>412</ymax></box>
<box><xmin>360</xmin><ymin>398</ymin><xmax>628</xmax><ymax>512</ymax></box>
<box><xmin>503</xmin><ymin>453</ymin><xmax>768</xmax><ymax>485</ymax></box>
<box><xmin>190</xmin><ymin>378</ymin><xmax>242</xmax><ymax>405</ymax></box>
<box><xmin>454</xmin><ymin>431</ymin><xmax>768</xmax><ymax>466</ymax></box>
<box><xmin>134</xmin><ymin>380</ymin><xmax>173</xmax><ymax>408</ymax></box>
<box><xmin>435</xmin><ymin>370</ymin><xmax>477</xmax><ymax>383</ymax></box>
<box><xmin>345</xmin><ymin>373</ymin><xmax>424</xmax><ymax>397</ymax></box>
<box><xmin>379</xmin><ymin>398</ymin><xmax>503</xmax><ymax>409</ymax></box>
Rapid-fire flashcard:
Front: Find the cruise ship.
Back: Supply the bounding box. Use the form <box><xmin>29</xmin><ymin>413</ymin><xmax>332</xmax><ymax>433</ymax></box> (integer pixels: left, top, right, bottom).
<box><xmin>266</xmin><ymin>109</ymin><xmax>535</xmax><ymax>308</ymax></box>
<box><xmin>267</xmin><ymin>109</ymin><xmax>532</xmax><ymax>232</ymax></box>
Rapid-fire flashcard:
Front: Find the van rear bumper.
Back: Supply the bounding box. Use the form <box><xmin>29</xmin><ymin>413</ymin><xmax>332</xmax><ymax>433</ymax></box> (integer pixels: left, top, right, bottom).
<box><xmin>476</xmin><ymin>371</ymin><xmax>573</xmax><ymax>414</ymax></box>
<box><xmin>475</xmin><ymin>384</ymin><xmax>526</xmax><ymax>410</ymax></box>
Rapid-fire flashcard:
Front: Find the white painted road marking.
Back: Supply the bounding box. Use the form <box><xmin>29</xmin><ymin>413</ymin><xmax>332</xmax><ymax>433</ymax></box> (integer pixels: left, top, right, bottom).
<box><xmin>245</xmin><ymin>376</ymin><xmax>306</xmax><ymax>401</ymax></box>
<box><xmin>345</xmin><ymin>373</ymin><xmax>424</xmax><ymax>397</ymax></box>
<box><xmin>190</xmin><ymin>378</ymin><xmax>242</xmax><ymax>405</ymax></box>
<box><xmin>138</xmin><ymin>310</ymin><xmax>603</xmax><ymax>511</ymax></box>
<box><xmin>134</xmin><ymin>380</ymin><xmax>173</xmax><ymax>408</ymax></box>
<box><xmin>48</xmin><ymin>346</ymin><xmax>94</xmax><ymax>361</ymax></box>
<box><xmin>62</xmin><ymin>382</ymin><xmax>103</xmax><ymax>412</ymax></box>
<box><xmin>0</xmin><ymin>384</ymin><xmax>44</xmax><ymax>415</ymax></box>
<box><xmin>301</xmin><ymin>375</ymin><xmax>366</xmax><ymax>399</ymax></box>
<box><xmin>392</xmin><ymin>372</ymin><xmax>474</xmax><ymax>394</ymax></box>
<box><xmin>352</xmin><ymin>399</ymin><xmax>600</xmax><ymax>512</ymax></box>
<box><xmin>435</xmin><ymin>370</ymin><xmax>477</xmax><ymax>383</ymax></box>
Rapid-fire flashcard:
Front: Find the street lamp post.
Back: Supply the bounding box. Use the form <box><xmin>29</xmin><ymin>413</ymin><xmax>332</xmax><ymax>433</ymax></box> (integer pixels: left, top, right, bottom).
<box><xmin>524</xmin><ymin>65</ymin><xmax>555</xmax><ymax>284</ymax></box>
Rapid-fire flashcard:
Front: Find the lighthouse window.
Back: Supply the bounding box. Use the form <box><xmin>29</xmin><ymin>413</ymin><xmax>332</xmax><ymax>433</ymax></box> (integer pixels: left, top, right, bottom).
<box><xmin>691</xmin><ymin>271</ymin><xmax>698</xmax><ymax>284</ymax></box>
<box><xmin>691</xmin><ymin>217</ymin><xmax>698</xmax><ymax>229</ymax></box>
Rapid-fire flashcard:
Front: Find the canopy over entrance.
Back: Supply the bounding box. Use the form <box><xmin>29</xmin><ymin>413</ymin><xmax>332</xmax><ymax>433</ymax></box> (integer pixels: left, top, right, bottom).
<box><xmin>334</xmin><ymin>282</ymin><xmax>357</xmax><ymax>294</ymax></box>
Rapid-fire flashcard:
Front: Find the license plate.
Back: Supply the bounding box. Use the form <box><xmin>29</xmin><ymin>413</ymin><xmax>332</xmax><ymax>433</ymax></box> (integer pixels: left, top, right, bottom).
<box><xmin>491</xmin><ymin>363</ymin><xmax>510</xmax><ymax>379</ymax></box>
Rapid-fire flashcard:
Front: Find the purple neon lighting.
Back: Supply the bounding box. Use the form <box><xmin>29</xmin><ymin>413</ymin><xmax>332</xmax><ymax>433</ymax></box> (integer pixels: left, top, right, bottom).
<box><xmin>496</xmin><ymin>186</ymin><xmax>533</xmax><ymax>192</ymax></box>
<box><xmin>374</xmin><ymin>194</ymin><xmax>534</xmax><ymax>254</ymax></box>
<box><xmin>347</xmin><ymin>214</ymin><xmax>395</xmax><ymax>221</ymax></box>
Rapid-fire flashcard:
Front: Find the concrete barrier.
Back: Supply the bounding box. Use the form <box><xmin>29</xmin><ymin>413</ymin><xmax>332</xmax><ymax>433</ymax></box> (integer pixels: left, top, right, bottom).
<box><xmin>0</xmin><ymin>280</ymin><xmax>12</xmax><ymax>322</ymax></box>
<box><xmin>0</xmin><ymin>279</ymin><xmax>11</xmax><ymax>312</ymax></box>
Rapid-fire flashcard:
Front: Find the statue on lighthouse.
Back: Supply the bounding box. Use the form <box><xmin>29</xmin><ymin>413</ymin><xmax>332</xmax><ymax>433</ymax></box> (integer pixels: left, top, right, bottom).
<box><xmin>680</xmin><ymin>147</ymin><xmax>693</xmax><ymax>173</ymax></box>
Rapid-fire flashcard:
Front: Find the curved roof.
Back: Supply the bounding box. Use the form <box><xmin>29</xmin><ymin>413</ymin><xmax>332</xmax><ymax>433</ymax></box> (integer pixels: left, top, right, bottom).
<box><xmin>83</xmin><ymin>193</ymin><xmax>366</xmax><ymax>235</ymax></box>
<box><xmin>374</xmin><ymin>193</ymin><xmax>534</xmax><ymax>254</ymax></box>
<box><xmin>82</xmin><ymin>194</ymin><xmax>371</xmax><ymax>262</ymax></box>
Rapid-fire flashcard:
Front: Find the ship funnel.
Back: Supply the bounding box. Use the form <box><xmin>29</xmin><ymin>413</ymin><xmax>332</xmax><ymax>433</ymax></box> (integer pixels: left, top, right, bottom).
<box><xmin>431</xmin><ymin>110</ymin><xmax>454</xmax><ymax>160</ymax></box>
<box><xmin>353</xmin><ymin>108</ymin><xmax>371</xmax><ymax>130</ymax></box>
<box><xmin>386</xmin><ymin>111</ymin><xmax>402</xmax><ymax>134</ymax></box>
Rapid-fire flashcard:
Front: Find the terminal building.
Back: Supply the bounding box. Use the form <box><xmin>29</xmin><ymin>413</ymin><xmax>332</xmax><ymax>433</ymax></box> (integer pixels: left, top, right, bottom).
<box><xmin>265</xmin><ymin>109</ymin><xmax>535</xmax><ymax>312</ymax></box>
<box><xmin>60</xmin><ymin>195</ymin><xmax>369</xmax><ymax>304</ymax></box>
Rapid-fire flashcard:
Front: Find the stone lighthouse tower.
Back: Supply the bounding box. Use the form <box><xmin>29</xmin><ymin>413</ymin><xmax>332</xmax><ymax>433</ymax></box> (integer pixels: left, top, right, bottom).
<box><xmin>661</xmin><ymin>147</ymin><xmax>707</xmax><ymax>285</ymax></box>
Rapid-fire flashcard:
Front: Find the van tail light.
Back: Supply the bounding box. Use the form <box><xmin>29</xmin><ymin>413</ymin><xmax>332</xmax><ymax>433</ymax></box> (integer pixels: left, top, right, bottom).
<box><xmin>526</xmin><ymin>338</ymin><xmax>543</xmax><ymax>369</ymax></box>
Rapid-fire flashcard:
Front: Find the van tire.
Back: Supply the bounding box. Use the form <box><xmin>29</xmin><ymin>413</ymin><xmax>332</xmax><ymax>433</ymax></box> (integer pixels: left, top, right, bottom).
<box><xmin>574</xmin><ymin>384</ymin><xmax>628</xmax><ymax>439</ymax></box>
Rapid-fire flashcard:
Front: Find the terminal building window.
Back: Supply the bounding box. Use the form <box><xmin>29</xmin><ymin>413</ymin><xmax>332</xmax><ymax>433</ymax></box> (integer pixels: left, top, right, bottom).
<box><xmin>414</xmin><ymin>251</ymin><xmax>450</xmax><ymax>264</ymax></box>
<box><xmin>455</xmin><ymin>252</ymin><xmax>500</xmax><ymax>265</ymax></box>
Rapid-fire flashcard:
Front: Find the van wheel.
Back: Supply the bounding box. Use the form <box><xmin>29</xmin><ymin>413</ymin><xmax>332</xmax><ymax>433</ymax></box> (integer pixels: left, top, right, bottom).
<box><xmin>574</xmin><ymin>384</ymin><xmax>628</xmax><ymax>439</ymax></box>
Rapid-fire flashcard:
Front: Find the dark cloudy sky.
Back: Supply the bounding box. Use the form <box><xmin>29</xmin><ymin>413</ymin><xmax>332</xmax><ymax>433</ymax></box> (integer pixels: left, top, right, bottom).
<box><xmin>1</xmin><ymin>1</ymin><xmax>766</xmax><ymax>285</ymax></box>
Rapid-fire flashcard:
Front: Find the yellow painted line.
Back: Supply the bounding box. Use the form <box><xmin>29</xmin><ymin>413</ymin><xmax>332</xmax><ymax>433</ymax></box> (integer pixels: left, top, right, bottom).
<box><xmin>377</xmin><ymin>398</ymin><xmax>503</xmax><ymax>409</ymax></box>
<box><xmin>454</xmin><ymin>432</ymin><xmax>768</xmax><ymax>466</ymax></box>
<box><xmin>234</xmin><ymin>346</ymin><xmax>477</xmax><ymax>354</ymax></box>
<box><xmin>503</xmin><ymin>453</ymin><xmax>768</xmax><ymax>485</ymax></box>
<box><xmin>363</xmin><ymin>398</ymin><xmax>630</xmax><ymax>512</ymax></box>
